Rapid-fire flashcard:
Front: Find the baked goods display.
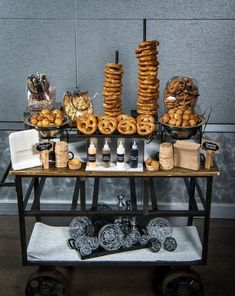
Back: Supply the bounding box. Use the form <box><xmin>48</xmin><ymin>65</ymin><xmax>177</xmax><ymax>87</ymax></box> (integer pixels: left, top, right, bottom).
<box><xmin>29</xmin><ymin>108</ymin><xmax>65</xmax><ymax>127</ymax></box>
<box><xmin>161</xmin><ymin>107</ymin><xmax>201</xmax><ymax>127</ymax></box>
<box><xmin>63</xmin><ymin>90</ymin><xmax>93</xmax><ymax>123</ymax></box>
<box><xmin>163</xmin><ymin>76</ymin><xmax>199</xmax><ymax>110</ymax></box>
<box><xmin>103</xmin><ymin>63</ymin><xmax>123</xmax><ymax>117</ymax></box>
<box><xmin>159</xmin><ymin>142</ymin><xmax>174</xmax><ymax>170</ymax></box>
<box><xmin>76</xmin><ymin>113</ymin><xmax>156</xmax><ymax>136</ymax></box>
<box><xmin>27</xmin><ymin>73</ymin><xmax>55</xmax><ymax>111</ymax></box>
<box><xmin>145</xmin><ymin>158</ymin><xmax>160</xmax><ymax>171</ymax></box>
<box><xmin>135</xmin><ymin>40</ymin><xmax>160</xmax><ymax>116</ymax></box>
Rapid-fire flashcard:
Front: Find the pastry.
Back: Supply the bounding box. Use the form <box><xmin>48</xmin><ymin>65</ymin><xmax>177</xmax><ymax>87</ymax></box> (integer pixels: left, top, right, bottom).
<box><xmin>76</xmin><ymin>114</ymin><xmax>97</xmax><ymax>135</ymax></box>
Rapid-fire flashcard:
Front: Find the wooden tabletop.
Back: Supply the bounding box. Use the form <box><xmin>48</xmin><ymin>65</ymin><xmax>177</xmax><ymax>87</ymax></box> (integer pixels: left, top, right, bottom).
<box><xmin>9</xmin><ymin>163</ymin><xmax>220</xmax><ymax>177</ymax></box>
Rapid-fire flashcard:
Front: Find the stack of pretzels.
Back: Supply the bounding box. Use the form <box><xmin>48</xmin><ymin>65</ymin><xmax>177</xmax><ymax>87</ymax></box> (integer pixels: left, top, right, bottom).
<box><xmin>103</xmin><ymin>63</ymin><xmax>123</xmax><ymax>117</ymax></box>
<box><xmin>136</xmin><ymin>40</ymin><xmax>159</xmax><ymax>117</ymax></box>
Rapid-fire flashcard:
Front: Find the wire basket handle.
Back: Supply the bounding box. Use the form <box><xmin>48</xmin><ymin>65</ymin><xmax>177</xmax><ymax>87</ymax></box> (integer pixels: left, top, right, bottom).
<box><xmin>201</xmin><ymin>106</ymin><xmax>212</xmax><ymax>136</ymax></box>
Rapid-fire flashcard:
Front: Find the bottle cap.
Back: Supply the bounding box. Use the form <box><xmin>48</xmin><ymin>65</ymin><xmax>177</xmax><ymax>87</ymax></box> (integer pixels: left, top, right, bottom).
<box><xmin>118</xmin><ymin>140</ymin><xmax>124</xmax><ymax>148</ymax></box>
<box><xmin>103</xmin><ymin>141</ymin><xmax>110</xmax><ymax>150</ymax></box>
<box><xmin>132</xmin><ymin>141</ymin><xmax>138</xmax><ymax>149</ymax></box>
<box><xmin>89</xmin><ymin>141</ymin><xmax>95</xmax><ymax>149</ymax></box>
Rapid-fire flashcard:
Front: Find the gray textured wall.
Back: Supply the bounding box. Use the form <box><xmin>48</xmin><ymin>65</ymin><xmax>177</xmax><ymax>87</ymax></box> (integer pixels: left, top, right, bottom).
<box><xmin>0</xmin><ymin>0</ymin><xmax>234</xmax><ymax>122</ymax></box>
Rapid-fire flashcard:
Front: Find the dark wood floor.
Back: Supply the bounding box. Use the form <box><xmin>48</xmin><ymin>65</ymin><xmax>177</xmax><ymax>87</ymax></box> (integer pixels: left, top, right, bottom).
<box><xmin>0</xmin><ymin>216</ymin><xmax>234</xmax><ymax>296</ymax></box>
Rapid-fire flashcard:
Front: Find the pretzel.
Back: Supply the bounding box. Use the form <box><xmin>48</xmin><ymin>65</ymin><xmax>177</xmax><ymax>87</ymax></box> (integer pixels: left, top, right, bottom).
<box><xmin>137</xmin><ymin>102</ymin><xmax>158</xmax><ymax>111</ymax></box>
<box><xmin>76</xmin><ymin>114</ymin><xmax>97</xmax><ymax>135</ymax></box>
<box><xmin>136</xmin><ymin>50</ymin><xmax>158</xmax><ymax>58</ymax></box>
<box><xmin>137</xmin><ymin>109</ymin><xmax>157</xmax><ymax>116</ymax></box>
<box><xmin>105</xmin><ymin>63</ymin><xmax>122</xmax><ymax>69</ymax></box>
<box><xmin>117</xmin><ymin>114</ymin><xmax>136</xmax><ymax>123</ymax></box>
<box><xmin>138</xmin><ymin>60</ymin><xmax>159</xmax><ymax>67</ymax></box>
<box><xmin>105</xmin><ymin>68</ymin><xmax>123</xmax><ymax>75</ymax></box>
<box><xmin>117</xmin><ymin>120</ymin><xmax>137</xmax><ymax>135</ymax></box>
<box><xmin>137</xmin><ymin>122</ymin><xmax>156</xmax><ymax>136</ymax></box>
<box><xmin>98</xmin><ymin>116</ymin><xmax>117</xmax><ymax>134</ymax></box>
<box><xmin>138</xmin><ymin>40</ymin><xmax>159</xmax><ymax>48</ymax></box>
<box><xmin>139</xmin><ymin>55</ymin><xmax>157</xmax><ymax>63</ymax></box>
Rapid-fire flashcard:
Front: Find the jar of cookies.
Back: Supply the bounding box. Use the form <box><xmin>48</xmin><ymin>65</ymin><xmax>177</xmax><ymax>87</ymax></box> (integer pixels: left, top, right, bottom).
<box><xmin>163</xmin><ymin>76</ymin><xmax>199</xmax><ymax>110</ymax></box>
<box><xmin>27</xmin><ymin>73</ymin><xmax>56</xmax><ymax>111</ymax></box>
<box><xmin>63</xmin><ymin>89</ymin><xmax>93</xmax><ymax>123</ymax></box>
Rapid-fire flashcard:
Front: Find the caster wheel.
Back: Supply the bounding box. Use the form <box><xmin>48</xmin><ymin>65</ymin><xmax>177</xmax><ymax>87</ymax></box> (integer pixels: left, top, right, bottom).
<box><xmin>162</xmin><ymin>269</ymin><xmax>204</xmax><ymax>296</ymax></box>
<box><xmin>25</xmin><ymin>268</ymin><xmax>68</xmax><ymax>296</ymax></box>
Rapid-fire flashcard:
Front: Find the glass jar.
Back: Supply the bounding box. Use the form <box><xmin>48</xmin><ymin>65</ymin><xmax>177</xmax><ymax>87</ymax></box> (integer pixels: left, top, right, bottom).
<box><xmin>27</xmin><ymin>73</ymin><xmax>55</xmax><ymax>111</ymax></box>
<box><xmin>163</xmin><ymin>76</ymin><xmax>199</xmax><ymax>110</ymax></box>
<box><xmin>63</xmin><ymin>89</ymin><xmax>93</xmax><ymax>123</ymax></box>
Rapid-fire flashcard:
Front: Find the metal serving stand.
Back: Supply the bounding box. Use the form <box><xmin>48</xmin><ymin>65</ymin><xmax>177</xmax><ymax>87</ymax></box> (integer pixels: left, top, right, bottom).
<box><xmin>10</xmin><ymin>142</ymin><xmax>219</xmax><ymax>295</ymax></box>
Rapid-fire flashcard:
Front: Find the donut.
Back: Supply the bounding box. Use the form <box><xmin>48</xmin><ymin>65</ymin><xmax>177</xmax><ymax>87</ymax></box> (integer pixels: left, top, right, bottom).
<box><xmin>117</xmin><ymin>120</ymin><xmax>137</xmax><ymax>135</ymax></box>
<box><xmin>76</xmin><ymin>115</ymin><xmax>97</xmax><ymax>135</ymax></box>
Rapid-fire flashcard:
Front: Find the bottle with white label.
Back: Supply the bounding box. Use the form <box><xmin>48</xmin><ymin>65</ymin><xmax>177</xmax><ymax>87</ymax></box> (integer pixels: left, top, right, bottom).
<box><xmin>116</xmin><ymin>140</ymin><xmax>125</xmax><ymax>168</ymax></box>
<box><xmin>88</xmin><ymin>141</ymin><xmax>96</xmax><ymax>167</ymax></box>
<box><xmin>102</xmin><ymin>141</ymin><xmax>111</xmax><ymax>168</ymax></box>
<box><xmin>130</xmin><ymin>141</ymin><xmax>138</xmax><ymax>168</ymax></box>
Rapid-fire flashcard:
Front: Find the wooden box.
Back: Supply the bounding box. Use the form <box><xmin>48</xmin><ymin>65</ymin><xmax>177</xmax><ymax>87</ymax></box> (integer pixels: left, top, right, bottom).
<box><xmin>173</xmin><ymin>140</ymin><xmax>201</xmax><ymax>171</ymax></box>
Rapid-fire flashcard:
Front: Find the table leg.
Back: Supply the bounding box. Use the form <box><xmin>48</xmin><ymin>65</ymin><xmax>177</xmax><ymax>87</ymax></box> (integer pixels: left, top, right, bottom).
<box><xmin>71</xmin><ymin>178</ymin><xmax>80</xmax><ymax>210</ymax></box>
<box><xmin>143</xmin><ymin>178</ymin><xmax>149</xmax><ymax>215</ymax></box>
<box><xmin>188</xmin><ymin>177</ymin><xmax>196</xmax><ymax>226</ymax></box>
<box><xmin>202</xmin><ymin>176</ymin><xmax>213</xmax><ymax>264</ymax></box>
<box><xmin>15</xmin><ymin>176</ymin><xmax>27</xmax><ymax>265</ymax></box>
<box><xmin>92</xmin><ymin>177</ymin><xmax>100</xmax><ymax>211</ymax></box>
<box><xmin>80</xmin><ymin>177</ymin><xmax>86</xmax><ymax>212</ymax></box>
<box><xmin>130</xmin><ymin>177</ymin><xmax>137</xmax><ymax>211</ymax></box>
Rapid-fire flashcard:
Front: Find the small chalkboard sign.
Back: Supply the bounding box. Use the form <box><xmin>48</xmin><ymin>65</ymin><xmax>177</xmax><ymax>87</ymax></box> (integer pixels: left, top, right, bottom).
<box><xmin>201</xmin><ymin>139</ymin><xmax>220</xmax><ymax>169</ymax></box>
<box><xmin>201</xmin><ymin>139</ymin><xmax>220</xmax><ymax>154</ymax></box>
<box><xmin>34</xmin><ymin>141</ymin><xmax>54</xmax><ymax>170</ymax></box>
<box><xmin>35</xmin><ymin>142</ymin><xmax>53</xmax><ymax>152</ymax></box>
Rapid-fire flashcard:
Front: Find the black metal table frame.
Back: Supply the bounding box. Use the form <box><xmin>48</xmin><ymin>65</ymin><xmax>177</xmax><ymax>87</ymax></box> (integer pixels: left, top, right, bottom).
<box><xmin>14</xmin><ymin>173</ymin><xmax>213</xmax><ymax>267</ymax></box>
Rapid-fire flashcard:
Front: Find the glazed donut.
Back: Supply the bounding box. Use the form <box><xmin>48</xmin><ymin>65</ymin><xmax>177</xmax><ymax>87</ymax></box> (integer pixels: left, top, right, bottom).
<box><xmin>117</xmin><ymin>120</ymin><xmax>137</xmax><ymax>135</ymax></box>
<box><xmin>98</xmin><ymin>116</ymin><xmax>117</xmax><ymax>134</ymax></box>
<box><xmin>76</xmin><ymin>115</ymin><xmax>97</xmax><ymax>135</ymax></box>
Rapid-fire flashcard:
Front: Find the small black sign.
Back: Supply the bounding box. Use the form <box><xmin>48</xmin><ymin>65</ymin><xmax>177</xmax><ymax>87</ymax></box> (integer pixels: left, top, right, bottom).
<box><xmin>35</xmin><ymin>142</ymin><xmax>53</xmax><ymax>152</ymax></box>
<box><xmin>201</xmin><ymin>139</ymin><xmax>220</xmax><ymax>154</ymax></box>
